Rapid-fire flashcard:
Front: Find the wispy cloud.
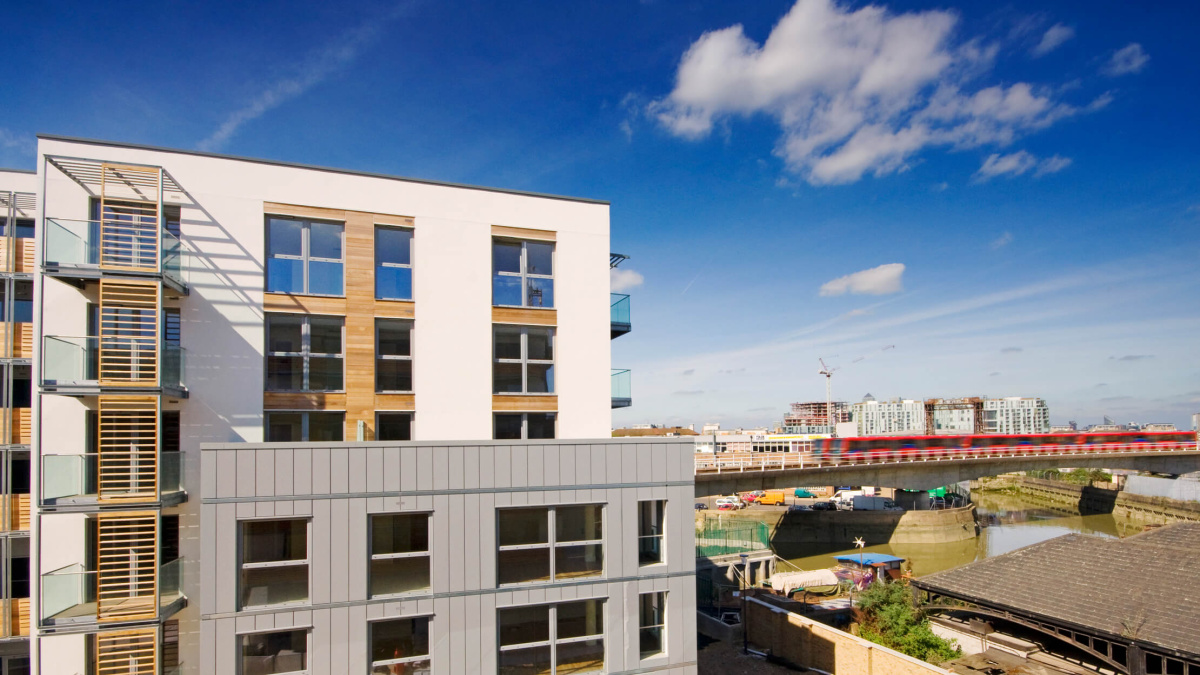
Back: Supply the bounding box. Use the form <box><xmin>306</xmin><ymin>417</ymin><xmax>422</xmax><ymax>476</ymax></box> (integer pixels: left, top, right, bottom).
<box><xmin>1110</xmin><ymin>354</ymin><xmax>1153</xmax><ymax>361</ymax></box>
<box><xmin>1031</xmin><ymin>24</ymin><xmax>1075</xmax><ymax>57</ymax></box>
<box><xmin>1001</xmin><ymin>346</ymin><xmax>1023</xmax><ymax>353</ymax></box>
<box><xmin>990</xmin><ymin>232</ymin><xmax>1014</xmax><ymax>250</ymax></box>
<box><xmin>0</xmin><ymin>129</ymin><xmax>35</xmax><ymax>163</ymax></box>
<box><xmin>647</xmin><ymin>0</ymin><xmax>1110</xmax><ymax>185</ymax></box>
<box><xmin>198</xmin><ymin>5</ymin><xmax>410</xmax><ymax>151</ymax></box>
<box><xmin>819</xmin><ymin>263</ymin><xmax>905</xmax><ymax>296</ymax></box>
<box><xmin>1034</xmin><ymin>154</ymin><xmax>1072</xmax><ymax>176</ymax></box>
<box><xmin>611</xmin><ymin>267</ymin><xmax>644</xmax><ymax>292</ymax></box>
<box><xmin>974</xmin><ymin>151</ymin><xmax>1071</xmax><ymax>181</ymax></box>
<box><xmin>1103</xmin><ymin>43</ymin><xmax>1149</xmax><ymax>76</ymax></box>
<box><xmin>682</xmin><ymin>369</ymin><xmax>695</xmax><ymax>376</ymax></box>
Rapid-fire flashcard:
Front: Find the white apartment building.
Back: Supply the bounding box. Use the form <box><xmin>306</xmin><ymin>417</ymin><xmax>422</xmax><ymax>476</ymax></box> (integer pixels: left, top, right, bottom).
<box><xmin>850</xmin><ymin>395</ymin><xmax>924</xmax><ymax>436</ymax></box>
<box><xmin>12</xmin><ymin>135</ymin><xmax>690</xmax><ymax>674</ymax></box>
<box><xmin>982</xmin><ymin>397</ymin><xmax>1050</xmax><ymax>435</ymax></box>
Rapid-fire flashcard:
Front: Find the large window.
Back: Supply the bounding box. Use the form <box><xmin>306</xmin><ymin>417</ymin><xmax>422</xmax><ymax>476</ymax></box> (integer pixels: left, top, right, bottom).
<box><xmin>240</xmin><ymin>520</ymin><xmax>309</xmax><ymax>609</ymax></box>
<box><xmin>375</xmin><ymin>225</ymin><xmax>413</xmax><ymax>300</ymax></box>
<box><xmin>376</xmin><ymin>412</ymin><xmax>412</xmax><ymax>441</ymax></box>
<box><xmin>376</xmin><ymin>319</ymin><xmax>412</xmax><ymax>392</ymax></box>
<box><xmin>0</xmin><ymin>218</ymin><xmax>34</xmax><ymax>239</ymax></box>
<box><xmin>266</xmin><ymin>314</ymin><xmax>344</xmax><ymax>391</ymax></box>
<box><xmin>497</xmin><ymin>505</ymin><xmax>603</xmax><ymax>585</ymax></box>
<box><xmin>493</xmin><ymin>239</ymin><xmax>554</xmax><ymax>308</ymax></box>
<box><xmin>0</xmin><ymin>282</ymin><xmax>32</xmax><ymax>324</ymax></box>
<box><xmin>498</xmin><ymin>600</ymin><xmax>604</xmax><ymax>675</ymax></box>
<box><xmin>637</xmin><ymin>501</ymin><xmax>666</xmax><ymax>566</ymax></box>
<box><xmin>494</xmin><ymin>413</ymin><xmax>556</xmax><ymax>440</ymax></box>
<box><xmin>265</xmin><ymin>412</ymin><xmax>344</xmax><ymax>442</ymax></box>
<box><xmin>638</xmin><ymin>592</ymin><xmax>666</xmax><ymax>659</ymax></box>
<box><xmin>370</xmin><ymin>513</ymin><xmax>430</xmax><ymax>596</ymax></box>
<box><xmin>266</xmin><ymin>216</ymin><xmax>344</xmax><ymax>296</ymax></box>
<box><xmin>371</xmin><ymin>617</ymin><xmax>430</xmax><ymax>674</ymax></box>
<box><xmin>240</xmin><ymin>629</ymin><xmax>308</xmax><ymax>675</ymax></box>
<box><xmin>494</xmin><ymin>326</ymin><xmax>554</xmax><ymax>394</ymax></box>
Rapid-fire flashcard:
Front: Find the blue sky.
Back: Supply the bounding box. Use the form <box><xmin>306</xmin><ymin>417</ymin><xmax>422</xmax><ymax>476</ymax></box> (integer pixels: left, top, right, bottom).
<box><xmin>3</xmin><ymin>0</ymin><xmax>1198</xmax><ymax>429</ymax></box>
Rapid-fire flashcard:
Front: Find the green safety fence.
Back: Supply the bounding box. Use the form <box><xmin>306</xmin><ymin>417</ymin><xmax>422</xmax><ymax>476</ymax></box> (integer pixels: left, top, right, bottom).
<box><xmin>695</xmin><ymin>519</ymin><xmax>771</xmax><ymax>558</ymax></box>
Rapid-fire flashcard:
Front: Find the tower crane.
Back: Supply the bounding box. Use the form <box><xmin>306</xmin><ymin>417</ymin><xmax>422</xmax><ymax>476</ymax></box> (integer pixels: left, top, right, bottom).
<box><xmin>817</xmin><ymin>345</ymin><xmax>895</xmax><ymax>436</ymax></box>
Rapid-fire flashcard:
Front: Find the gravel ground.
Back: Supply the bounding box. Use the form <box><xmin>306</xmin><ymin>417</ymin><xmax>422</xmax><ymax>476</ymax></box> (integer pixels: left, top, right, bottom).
<box><xmin>697</xmin><ymin>634</ymin><xmax>811</xmax><ymax>675</ymax></box>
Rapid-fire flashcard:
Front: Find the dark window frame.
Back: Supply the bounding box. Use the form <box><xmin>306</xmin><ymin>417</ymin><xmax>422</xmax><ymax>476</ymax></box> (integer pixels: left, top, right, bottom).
<box><xmin>492</xmin><ymin>238</ymin><xmax>555</xmax><ymax>308</ymax></box>
<box><xmin>265</xmin><ymin>215</ymin><xmax>346</xmax><ymax>297</ymax></box>
<box><xmin>265</xmin><ymin>314</ymin><xmax>345</xmax><ymax>393</ymax></box>
<box><xmin>375</xmin><ymin>319</ymin><xmax>413</xmax><ymax>394</ymax></box>
<box><xmin>374</xmin><ymin>225</ymin><xmax>414</xmax><ymax>301</ymax></box>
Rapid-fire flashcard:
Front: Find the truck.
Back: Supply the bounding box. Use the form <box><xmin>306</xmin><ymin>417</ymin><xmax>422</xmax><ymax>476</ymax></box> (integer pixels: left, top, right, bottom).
<box><xmin>831</xmin><ymin>489</ymin><xmax>864</xmax><ymax>510</ymax></box>
<box><xmin>757</xmin><ymin>491</ymin><xmax>787</xmax><ymax>506</ymax></box>
<box><xmin>851</xmin><ymin>495</ymin><xmax>904</xmax><ymax>511</ymax></box>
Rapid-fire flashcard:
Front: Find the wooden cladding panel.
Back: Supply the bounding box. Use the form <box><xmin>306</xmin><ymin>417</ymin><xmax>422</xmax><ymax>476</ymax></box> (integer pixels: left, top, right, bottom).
<box><xmin>0</xmin><ymin>598</ymin><xmax>29</xmax><ymax>638</ymax></box>
<box><xmin>264</xmin><ymin>201</ymin><xmax>414</xmax><ymax>226</ymax></box>
<box><xmin>492</xmin><ymin>307</ymin><xmax>557</xmax><ymax>326</ymax></box>
<box><xmin>97</xmin><ymin>397</ymin><xmax>159</xmax><ymax>502</ymax></box>
<box><xmin>263</xmin><ymin>392</ymin><xmax>348</xmax><ymax>410</ymax></box>
<box><xmin>493</xmin><ymin>395</ymin><xmax>558</xmax><ymax>412</ymax></box>
<box><xmin>11</xmin><ymin>407</ymin><xmax>30</xmax><ymax>445</ymax></box>
<box><xmin>100</xmin><ymin>165</ymin><xmax>162</xmax><ymax>272</ymax></box>
<box><xmin>374</xmin><ymin>394</ymin><xmax>416</xmax><ymax>411</ymax></box>
<box><xmin>4</xmin><ymin>494</ymin><xmax>29</xmax><ymax>532</ymax></box>
<box><xmin>0</xmin><ymin>240</ymin><xmax>35</xmax><ymax>274</ymax></box>
<box><xmin>0</xmin><ymin>324</ymin><xmax>34</xmax><ymax>360</ymax></box>
<box><xmin>95</xmin><ymin>512</ymin><xmax>158</xmax><ymax>622</ymax></box>
<box><xmin>96</xmin><ymin>627</ymin><xmax>158</xmax><ymax>674</ymax></box>
<box><xmin>492</xmin><ymin>224</ymin><xmax>556</xmax><ymax>241</ymax></box>
<box><xmin>99</xmin><ymin>279</ymin><xmax>160</xmax><ymax>386</ymax></box>
<box><xmin>263</xmin><ymin>293</ymin><xmax>346</xmax><ymax>316</ymax></box>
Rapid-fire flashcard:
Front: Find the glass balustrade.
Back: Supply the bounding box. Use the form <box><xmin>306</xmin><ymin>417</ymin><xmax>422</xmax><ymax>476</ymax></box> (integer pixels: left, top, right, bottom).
<box><xmin>43</xmin><ymin>218</ymin><xmax>188</xmax><ymax>287</ymax></box>
<box><xmin>41</xmin><ymin>558</ymin><xmax>184</xmax><ymax>624</ymax></box>
<box><xmin>42</xmin><ymin>336</ymin><xmax>186</xmax><ymax>391</ymax></box>
<box><xmin>612</xmin><ymin>369</ymin><xmax>632</xmax><ymax>408</ymax></box>
<box><xmin>42</xmin><ymin>452</ymin><xmax>184</xmax><ymax>504</ymax></box>
<box><xmin>610</xmin><ymin>293</ymin><xmax>631</xmax><ymax>337</ymax></box>
<box><xmin>159</xmin><ymin>558</ymin><xmax>185</xmax><ymax>611</ymax></box>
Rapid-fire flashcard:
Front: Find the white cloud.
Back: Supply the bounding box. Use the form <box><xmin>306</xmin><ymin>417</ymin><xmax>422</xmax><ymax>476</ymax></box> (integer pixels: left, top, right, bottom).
<box><xmin>819</xmin><ymin>263</ymin><xmax>905</xmax><ymax>296</ymax></box>
<box><xmin>198</xmin><ymin>5</ymin><xmax>409</xmax><ymax>151</ymax></box>
<box><xmin>1103</xmin><ymin>43</ymin><xmax>1149</xmax><ymax>76</ymax></box>
<box><xmin>611</xmin><ymin>267</ymin><xmax>645</xmax><ymax>292</ymax></box>
<box><xmin>648</xmin><ymin>0</ymin><xmax>1104</xmax><ymax>185</ymax></box>
<box><xmin>1031</xmin><ymin>24</ymin><xmax>1074</xmax><ymax>57</ymax></box>
<box><xmin>990</xmin><ymin>231</ymin><xmax>1014</xmax><ymax>250</ymax></box>
<box><xmin>974</xmin><ymin>151</ymin><xmax>1071</xmax><ymax>181</ymax></box>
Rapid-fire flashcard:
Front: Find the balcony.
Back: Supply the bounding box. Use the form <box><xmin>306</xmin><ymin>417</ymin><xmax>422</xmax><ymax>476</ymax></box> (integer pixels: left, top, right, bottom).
<box><xmin>41</xmin><ymin>557</ymin><xmax>185</xmax><ymax>627</ymax></box>
<box><xmin>612</xmin><ymin>369</ymin><xmax>631</xmax><ymax>409</ymax></box>
<box><xmin>41</xmin><ymin>218</ymin><xmax>188</xmax><ymax>294</ymax></box>
<box><xmin>611</xmin><ymin>293</ymin><xmax>631</xmax><ymax>338</ymax></box>
<box><xmin>42</xmin><ymin>452</ymin><xmax>185</xmax><ymax>508</ymax></box>
<box><xmin>41</xmin><ymin>336</ymin><xmax>187</xmax><ymax>397</ymax></box>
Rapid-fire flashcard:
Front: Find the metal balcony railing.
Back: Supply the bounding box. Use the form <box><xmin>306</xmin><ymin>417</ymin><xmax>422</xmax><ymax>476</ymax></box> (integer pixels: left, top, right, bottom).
<box><xmin>42</xmin><ymin>218</ymin><xmax>187</xmax><ymax>288</ymax></box>
<box><xmin>610</xmin><ymin>293</ymin><xmax>631</xmax><ymax>338</ymax></box>
<box><xmin>42</xmin><ymin>336</ymin><xmax>186</xmax><ymax>393</ymax></box>
<box><xmin>612</xmin><ymin>369</ymin><xmax>631</xmax><ymax>409</ymax></box>
<box><xmin>42</xmin><ymin>452</ymin><xmax>184</xmax><ymax>505</ymax></box>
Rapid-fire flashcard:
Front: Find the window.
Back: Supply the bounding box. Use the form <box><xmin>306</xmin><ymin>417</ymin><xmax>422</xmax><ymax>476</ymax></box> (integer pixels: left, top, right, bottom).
<box><xmin>493</xmin><ymin>326</ymin><xmax>554</xmax><ymax>394</ymax></box>
<box><xmin>266</xmin><ymin>216</ymin><xmax>344</xmax><ymax>296</ymax></box>
<box><xmin>266</xmin><ymin>314</ymin><xmax>344</xmax><ymax>391</ymax></box>
<box><xmin>264</xmin><ymin>412</ymin><xmax>344</xmax><ymax>442</ymax></box>
<box><xmin>494</xmin><ymin>413</ymin><xmax>556</xmax><ymax>440</ymax></box>
<box><xmin>376</xmin><ymin>320</ymin><xmax>412</xmax><ymax>392</ymax></box>
<box><xmin>637</xmin><ymin>501</ymin><xmax>665</xmax><ymax>566</ymax></box>
<box><xmin>493</xmin><ymin>239</ymin><xmax>554</xmax><ymax>307</ymax></box>
<box><xmin>239</xmin><ymin>520</ymin><xmax>308</xmax><ymax>608</ymax></box>
<box><xmin>497</xmin><ymin>505</ymin><xmax>603</xmax><ymax>585</ymax></box>
<box><xmin>498</xmin><ymin>600</ymin><xmax>604</xmax><ymax>675</ymax></box>
<box><xmin>0</xmin><ymin>282</ymin><xmax>32</xmax><ymax>324</ymax></box>
<box><xmin>0</xmin><ymin>219</ymin><xmax>34</xmax><ymax>239</ymax></box>
<box><xmin>240</xmin><ymin>629</ymin><xmax>308</xmax><ymax>675</ymax></box>
<box><xmin>376</xmin><ymin>412</ymin><xmax>412</xmax><ymax>441</ymax></box>
<box><xmin>638</xmin><ymin>592</ymin><xmax>666</xmax><ymax>659</ymax></box>
<box><xmin>370</xmin><ymin>513</ymin><xmax>430</xmax><ymax>596</ymax></box>
<box><xmin>371</xmin><ymin>617</ymin><xmax>430</xmax><ymax>673</ymax></box>
<box><xmin>375</xmin><ymin>226</ymin><xmax>413</xmax><ymax>300</ymax></box>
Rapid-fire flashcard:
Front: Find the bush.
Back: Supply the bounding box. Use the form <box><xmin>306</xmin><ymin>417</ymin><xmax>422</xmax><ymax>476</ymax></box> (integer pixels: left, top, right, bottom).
<box><xmin>856</xmin><ymin>583</ymin><xmax>961</xmax><ymax>664</ymax></box>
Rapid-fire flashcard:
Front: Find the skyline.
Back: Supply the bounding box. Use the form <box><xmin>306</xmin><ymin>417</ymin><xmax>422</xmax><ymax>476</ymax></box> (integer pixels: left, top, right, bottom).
<box><xmin>3</xmin><ymin>0</ymin><xmax>1198</xmax><ymax>428</ymax></box>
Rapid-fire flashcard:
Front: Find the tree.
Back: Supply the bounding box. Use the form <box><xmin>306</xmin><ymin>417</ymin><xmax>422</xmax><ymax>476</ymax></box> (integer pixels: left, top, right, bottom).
<box><xmin>856</xmin><ymin>583</ymin><xmax>961</xmax><ymax>665</ymax></box>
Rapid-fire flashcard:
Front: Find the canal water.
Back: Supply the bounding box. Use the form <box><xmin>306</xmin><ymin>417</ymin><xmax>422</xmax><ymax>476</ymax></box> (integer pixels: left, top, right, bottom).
<box><xmin>775</xmin><ymin>491</ymin><xmax>1150</xmax><ymax>578</ymax></box>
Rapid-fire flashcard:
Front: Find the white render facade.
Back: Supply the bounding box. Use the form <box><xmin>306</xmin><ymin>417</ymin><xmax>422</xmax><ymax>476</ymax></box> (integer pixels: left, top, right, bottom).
<box><xmin>983</xmin><ymin>397</ymin><xmax>1050</xmax><ymax>435</ymax></box>
<box><xmin>851</xmin><ymin>398</ymin><xmax>925</xmax><ymax>436</ymax></box>
<box><xmin>25</xmin><ymin>135</ymin><xmax>657</xmax><ymax>674</ymax></box>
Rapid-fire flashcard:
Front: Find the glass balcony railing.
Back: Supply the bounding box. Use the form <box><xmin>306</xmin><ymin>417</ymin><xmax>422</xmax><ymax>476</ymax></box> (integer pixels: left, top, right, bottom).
<box><xmin>43</xmin><ymin>218</ymin><xmax>187</xmax><ymax>287</ymax></box>
<box><xmin>42</xmin><ymin>336</ymin><xmax>186</xmax><ymax>392</ymax></box>
<box><xmin>612</xmin><ymin>369</ymin><xmax>631</xmax><ymax>408</ymax></box>
<box><xmin>610</xmin><ymin>293</ymin><xmax>631</xmax><ymax>337</ymax></box>
<box><xmin>42</xmin><ymin>452</ymin><xmax>184</xmax><ymax>504</ymax></box>
<box><xmin>41</xmin><ymin>558</ymin><xmax>184</xmax><ymax>625</ymax></box>
<box><xmin>160</xmin><ymin>557</ymin><xmax>184</xmax><ymax>611</ymax></box>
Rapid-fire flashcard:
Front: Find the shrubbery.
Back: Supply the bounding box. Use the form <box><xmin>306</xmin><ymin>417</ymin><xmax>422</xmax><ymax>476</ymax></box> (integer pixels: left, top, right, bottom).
<box><xmin>855</xmin><ymin>583</ymin><xmax>961</xmax><ymax>665</ymax></box>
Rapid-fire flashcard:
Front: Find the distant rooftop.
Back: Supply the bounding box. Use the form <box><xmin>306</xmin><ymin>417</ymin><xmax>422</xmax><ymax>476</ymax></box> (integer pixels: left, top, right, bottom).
<box><xmin>914</xmin><ymin>523</ymin><xmax>1200</xmax><ymax>659</ymax></box>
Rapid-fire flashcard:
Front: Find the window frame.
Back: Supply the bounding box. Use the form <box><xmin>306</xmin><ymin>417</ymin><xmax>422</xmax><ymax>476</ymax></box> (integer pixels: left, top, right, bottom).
<box><xmin>265</xmin><ymin>313</ymin><xmax>345</xmax><ymax>393</ymax></box>
<box><xmin>638</xmin><ymin>592</ymin><xmax>667</xmax><ymax>659</ymax></box>
<box><xmin>497</xmin><ymin>599</ymin><xmax>606</xmax><ymax>675</ymax></box>
<box><xmin>493</xmin><ymin>326</ymin><xmax>554</xmax><ymax>395</ymax></box>
<box><xmin>265</xmin><ymin>215</ymin><xmax>346</xmax><ymax>297</ymax></box>
<box><xmin>238</xmin><ymin>518</ymin><xmax>311</xmax><ymax>610</ymax></box>
<box><xmin>492</xmin><ymin>238</ymin><xmax>555</xmax><ymax>308</ymax></box>
<box><xmin>375</xmin><ymin>411</ymin><xmax>414</xmax><ymax>441</ymax></box>
<box><xmin>238</xmin><ymin>628</ymin><xmax>310</xmax><ymax>675</ymax></box>
<box><xmin>374</xmin><ymin>224</ymin><xmax>414</xmax><ymax>301</ymax></box>
<box><xmin>263</xmin><ymin>411</ymin><xmax>346</xmax><ymax>443</ymax></box>
<box><xmin>375</xmin><ymin>319</ymin><xmax>414</xmax><ymax>394</ymax></box>
<box><xmin>637</xmin><ymin>500</ymin><xmax>666</xmax><ymax>567</ymax></box>
<box><xmin>496</xmin><ymin>505</ymin><xmax>604</xmax><ymax>586</ymax></box>
<box><xmin>369</xmin><ymin>615</ymin><xmax>432</xmax><ymax>671</ymax></box>
<box><xmin>369</xmin><ymin>512</ymin><xmax>432</xmax><ymax>598</ymax></box>
<box><xmin>493</xmin><ymin>412</ymin><xmax>556</xmax><ymax>440</ymax></box>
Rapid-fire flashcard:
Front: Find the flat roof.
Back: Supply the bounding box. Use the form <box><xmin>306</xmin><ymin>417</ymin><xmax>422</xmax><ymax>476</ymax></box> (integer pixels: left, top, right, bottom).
<box><xmin>37</xmin><ymin>134</ymin><xmax>609</xmax><ymax>206</ymax></box>
<box><xmin>913</xmin><ymin>523</ymin><xmax>1200</xmax><ymax>658</ymax></box>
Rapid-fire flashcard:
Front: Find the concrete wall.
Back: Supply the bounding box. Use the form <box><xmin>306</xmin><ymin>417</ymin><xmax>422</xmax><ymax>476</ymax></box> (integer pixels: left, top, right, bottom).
<box><xmin>745</xmin><ymin>596</ymin><xmax>952</xmax><ymax>675</ymax></box>
<box><xmin>200</xmin><ymin>438</ymin><xmax>698</xmax><ymax>674</ymax></box>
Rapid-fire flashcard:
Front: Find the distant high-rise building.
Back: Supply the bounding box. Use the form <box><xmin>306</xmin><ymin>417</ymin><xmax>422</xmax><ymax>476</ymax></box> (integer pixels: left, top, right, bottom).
<box><xmin>781</xmin><ymin>400</ymin><xmax>850</xmax><ymax>434</ymax></box>
<box><xmin>851</xmin><ymin>396</ymin><xmax>925</xmax><ymax>436</ymax></box>
<box><xmin>983</xmin><ymin>397</ymin><xmax>1051</xmax><ymax>434</ymax></box>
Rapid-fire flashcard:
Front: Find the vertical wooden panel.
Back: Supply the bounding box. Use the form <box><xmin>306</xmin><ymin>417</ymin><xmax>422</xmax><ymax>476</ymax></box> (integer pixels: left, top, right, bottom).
<box><xmin>99</xmin><ymin>165</ymin><xmax>161</xmax><ymax>273</ymax></box>
<box><xmin>97</xmin><ymin>396</ymin><xmax>159</xmax><ymax>502</ymax></box>
<box><xmin>95</xmin><ymin>627</ymin><xmax>158</xmax><ymax>675</ymax></box>
<box><xmin>98</xmin><ymin>279</ymin><xmax>160</xmax><ymax>386</ymax></box>
<box><xmin>343</xmin><ymin>212</ymin><xmax>377</xmax><ymax>438</ymax></box>
<box><xmin>96</xmin><ymin>511</ymin><xmax>158</xmax><ymax>622</ymax></box>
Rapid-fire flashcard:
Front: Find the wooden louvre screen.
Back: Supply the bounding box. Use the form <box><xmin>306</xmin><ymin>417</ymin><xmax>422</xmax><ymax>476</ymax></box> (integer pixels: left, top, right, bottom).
<box><xmin>95</xmin><ymin>626</ymin><xmax>158</xmax><ymax>674</ymax></box>
<box><xmin>99</xmin><ymin>163</ymin><xmax>161</xmax><ymax>272</ymax></box>
<box><xmin>97</xmin><ymin>397</ymin><xmax>159</xmax><ymax>502</ymax></box>
<box><xmin>99</xmin><ymin>279</ymin><xmax>160</xmax><ymax>386</ymax></box>
<box><xmin>96</xmin><ymin>512</ymin><xmax>158</xmax><ymax>623</ymax></box>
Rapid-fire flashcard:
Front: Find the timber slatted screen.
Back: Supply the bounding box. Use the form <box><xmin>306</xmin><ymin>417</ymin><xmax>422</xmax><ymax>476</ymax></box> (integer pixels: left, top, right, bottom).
<box><xmin>99</xmin><ymin>163</ymin><xmax>161</xmax><ymax>272</ymax></box>
<box><xmin>98</xmin><ymin>280</ymin><xmax>160</xmax><ymax>386</ymax></box>
<box><xmin>96</xmin><ymin>512</ymin><xmax>158</xmax><ymax>622</ymax></box>
<box><xmin>98</xmin><ymin>397</ymin><xmax>159</xmax><ymax>502</ymax></box>
<box><xmin>96</xmin><ymin>627</ymin><xmax>158</xmax><ymax>674</ymax></box>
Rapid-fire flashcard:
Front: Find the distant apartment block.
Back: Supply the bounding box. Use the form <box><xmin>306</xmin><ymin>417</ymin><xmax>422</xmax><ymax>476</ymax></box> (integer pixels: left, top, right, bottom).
<box><xmin>780</xmin><ymin>401</ymin><xmax>849</xmax><ymax>434</ymax></box>
<box><xmin>851</xmin><ymin>395</ymin><xmax>925</xmax><ymax>436</ymax></box>
<box><xmin>851</xmin><ymin>394</ymin><xmax>1051</xmax><ymax>436</ymax></box>
<box><xmin>982</xmin><ymin>397</ymin><xmax>1050</xmax><ymax>435</ymax></box>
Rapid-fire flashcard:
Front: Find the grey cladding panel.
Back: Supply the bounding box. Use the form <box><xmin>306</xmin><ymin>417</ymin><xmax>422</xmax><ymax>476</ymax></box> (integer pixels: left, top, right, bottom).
<box><xmin>330</xmin><ymin>446</ymin><xmax>350</xmax><ymax>494</ymax></box>
<box><xmin>274</xmin><ymin>449</ymin><xmax>294</xmax><ymax>496</ymax></box>
<box><xmin>365</xmin><ymin>446</ymin><xmax>384</xmax><ymax>493</ymax></box>
<box><xmin>255</xmin><ymin>449</ymin><xmax>275</xmax><ymax>497</ymax></box>
<box><xmin>347</xmin><ymin>444</ymin><xmax>367</xmax><ymax>493</ymax></box>
<box><xmin>311</xmin><ymin>447</ymin><xmax>331</xmax><ymax>495</ymax></box>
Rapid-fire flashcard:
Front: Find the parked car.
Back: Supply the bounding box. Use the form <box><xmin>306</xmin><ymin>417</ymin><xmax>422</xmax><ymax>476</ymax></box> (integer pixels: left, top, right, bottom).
<box><xmin>715</xmin><ymin>497</ymin><xmax>740</xmax><ymax>510</ymax></box>
<box><xmin>811</xmin><ymin>500</ymin><xmax>836</xmax><ymax>511</ymax></box>
<box><xmin>793</xmin><ymin>489</ymin><xmax>817</xmax><ymax>498</ymax></box>
<box><xmin>717</xmin><ymin>502</ymin><xmax>736</xmax><ymax>511</ymax></box>
<box><xmin>694</xmin><ymin>503</ymin><xmax>708</xmax><ymax>511</ymax></box>
<box><xmin>758</xmin><ymin>491</ymin><xmax>787</xmax><ymax>506</ymax></box>
<box><xmin>787</xmin><ymin>504</ymin><xmax>812</xmax><ymax>513</ymax></box>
